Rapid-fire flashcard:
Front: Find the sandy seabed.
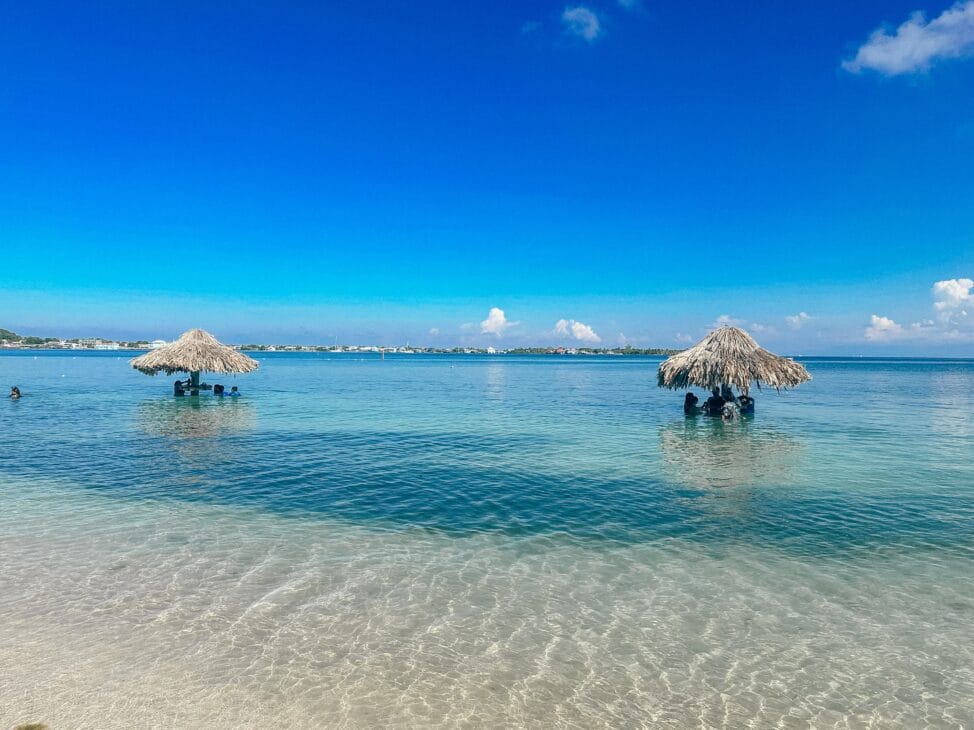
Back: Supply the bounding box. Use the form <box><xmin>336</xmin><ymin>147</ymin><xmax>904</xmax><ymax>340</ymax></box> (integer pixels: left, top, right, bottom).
<box><xmin>2</xmin><ymin>480</ymin><xmax>972</xmax><ymax>729</ymax></box>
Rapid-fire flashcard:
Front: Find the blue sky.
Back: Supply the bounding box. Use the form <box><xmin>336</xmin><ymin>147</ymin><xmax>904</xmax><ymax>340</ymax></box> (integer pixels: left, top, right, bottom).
<box><xmin>1</xmin><ymin>1</ymin><xmax>973</xmax><ymax>353</ymax></box>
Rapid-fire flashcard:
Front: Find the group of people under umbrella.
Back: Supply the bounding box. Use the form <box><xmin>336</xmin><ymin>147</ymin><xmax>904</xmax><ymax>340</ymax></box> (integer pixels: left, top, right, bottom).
<box><xmin>657</xmin><ymin>326</ymin><xmax>811</xmax><ymax>420</ymax></box>
<box><xmin>172</xmin><ymin>380</ymin><xmax>241</xmax><ymax>397</ymax></box>
<box><xmin>130</xmin><ymin>328</ymin><xmax>259</xmax><ymax>397</ymax></box>
<box><xmin>683</xmin><ymin>385</ymin><xmax>754</xmax><ymax>418</ymax></box>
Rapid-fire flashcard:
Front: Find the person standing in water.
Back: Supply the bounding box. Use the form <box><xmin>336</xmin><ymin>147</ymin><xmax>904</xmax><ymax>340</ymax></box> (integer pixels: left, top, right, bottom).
<box><xmin>9</xmin><ymin>386</ymin><xmax>21</xmax><ymax>399</ymax></box>
<box><xmin>704</xmin><ymin>387</ymin><xmax>724</xmax><ymax>416</ymax></box>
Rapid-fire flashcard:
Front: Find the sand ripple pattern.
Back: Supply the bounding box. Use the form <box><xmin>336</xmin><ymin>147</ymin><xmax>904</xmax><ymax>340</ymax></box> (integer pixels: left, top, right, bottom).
<box><xmin>1</xmin><ymin>482</ymin><xmax>972</xmax><ymax>728</ymax></box>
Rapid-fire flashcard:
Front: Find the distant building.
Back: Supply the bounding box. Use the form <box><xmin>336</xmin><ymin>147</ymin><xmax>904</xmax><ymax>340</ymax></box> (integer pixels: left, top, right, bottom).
<box><xmin>149</xmin><ymin>339</ymin><xmax>167</xmax><ymax>349</ymax></box>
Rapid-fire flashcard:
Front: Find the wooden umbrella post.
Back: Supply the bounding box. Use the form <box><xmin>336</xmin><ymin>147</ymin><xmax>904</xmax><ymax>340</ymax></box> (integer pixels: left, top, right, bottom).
<box><xmin>190</xmin><ymin>370</ymin><xmax>200</xmax><ymax>396</ymax></box>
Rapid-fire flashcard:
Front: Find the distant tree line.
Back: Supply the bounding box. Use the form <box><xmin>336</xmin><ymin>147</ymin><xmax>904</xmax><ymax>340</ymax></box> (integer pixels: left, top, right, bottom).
<box><xmin>0</xmin><ymin>328</ymin><xmax>58</xmax><ymax>345</ymax></box>
<box><xmin>0</xmin><ymin>327</ymin><xmax>150</xmax><ymax>349</ymax></box>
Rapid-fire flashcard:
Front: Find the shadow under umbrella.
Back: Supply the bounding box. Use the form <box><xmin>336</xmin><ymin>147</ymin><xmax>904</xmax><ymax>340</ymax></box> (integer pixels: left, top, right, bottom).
<box><xmin>136</xmin><ymin>397</ymin><xmax>257</xmax><ymax>440</ymax></box>
<box><xmin>658</xmin><ymin>417</ymin><xmax>805</xmax><ymax>490</ymax></box>
<box><xmin>133</xmin><ymin>398</ymin><xmax>259</xmax><ymax>496</ymax></box>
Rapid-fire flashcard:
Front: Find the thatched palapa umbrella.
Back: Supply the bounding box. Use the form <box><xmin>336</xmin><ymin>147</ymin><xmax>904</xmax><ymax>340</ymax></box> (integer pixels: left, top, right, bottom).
<box><xmin>130</xmin><ymin>328</ymin><xmax>258</xmax><ymax>394</ymax></box>
<box><xmin>657</xmin><ymin>326</ymin><xmax>810</xmax><ymax>393</ymax></box>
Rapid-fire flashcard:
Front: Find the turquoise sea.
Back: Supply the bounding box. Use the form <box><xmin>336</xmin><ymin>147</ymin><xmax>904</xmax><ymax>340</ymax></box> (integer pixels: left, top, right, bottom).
<box><xmin>1</xmin><ymin>351</ymin><xmax>972</xmax><ymax>727</ymax></box>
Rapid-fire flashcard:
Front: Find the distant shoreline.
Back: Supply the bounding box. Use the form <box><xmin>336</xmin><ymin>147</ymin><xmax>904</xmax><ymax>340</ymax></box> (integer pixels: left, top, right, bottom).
<box><xmin>0</xmin><ymin>344</ymin><xmax>679</xmax><ymax>356</ymax></box>
<box><xmin>0</xmin><ymin>328</ymin><xmax>679</xmax><ymax>356</ymax></box>
<box><xmin>2</xmin><ymin>348</ymin><xmax>973</xmax><ymax>362</ymax></box>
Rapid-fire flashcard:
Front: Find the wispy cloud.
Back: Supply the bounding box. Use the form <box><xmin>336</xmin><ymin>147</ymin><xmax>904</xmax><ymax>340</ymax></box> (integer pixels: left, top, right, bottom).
<box><xmin>428</xmin><ymin>327</ymin><xmax>440</xmax><ymax>336</ymax></box>
<box><xmin>711</xmin><ymin>314</ymin><xmax>745</xmax><ymax>329</ymax></box>
<box><xmin>843</xmin><ymin>1</ymin><xmax>974</xmax><ymax>75</ymax></box>
<box><xmin>785</xmin><ymin>312</ymin><xmax>813</xmax><ymax>329</ymax></box>
<box><xmin>675</xmin><ymin>332</ymin><xmax>694</xmax><ymax>344</ymax></box>
<box><xmin>562</xmin><ymin>6</ymin><xmax>602</xmax><ymax>42</ymax></box>
<box><xmin>554</xmin><ymin>318</ymin><xmax>602</xmax><ymax>343</ymax></box>
<box><xmin>710</xmin><ymin>315</ymin><xmax>775</xmax><ymax>337</ymax></box>
<box><xmin>480</xmin><ymin>307</ymin><xmax>518</xmax><ymax>337</ymax></box>
<box><xmin>617</xmin><ymin>0</ymin><xmax>640</xmax><ymax>10</ymax></box>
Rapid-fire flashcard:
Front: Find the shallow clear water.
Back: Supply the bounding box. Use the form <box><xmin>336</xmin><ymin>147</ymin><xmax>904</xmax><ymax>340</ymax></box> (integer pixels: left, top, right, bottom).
<box><xmin>1</xmin><ymin>352</ymin><xmax>972</xmax><ymax>728</ymax></box>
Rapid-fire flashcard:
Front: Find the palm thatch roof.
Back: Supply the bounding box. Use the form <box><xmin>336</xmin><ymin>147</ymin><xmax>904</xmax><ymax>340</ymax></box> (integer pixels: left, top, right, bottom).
<box><xmin>657</xmin><ymin>326</ymin><xmax>810</xmax><ymax>391</ymax></box>
<box><xmin>130</xmin><ymin>329</ymin><xmax>258</xmax><ymax>376</ymax></box>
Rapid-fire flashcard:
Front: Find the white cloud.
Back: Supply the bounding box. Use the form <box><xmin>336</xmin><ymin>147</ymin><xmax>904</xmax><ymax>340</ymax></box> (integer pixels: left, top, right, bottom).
<box><xmin>428</xmin><ymin>327</ymin><xmax>440</xmax><ymax>336</ymax></box>
<box><xmin>712</xmin><ymin>314</ymin><xmax>745</xmax><ymax>329</ymax></box>
<box><xmin>562</xmin><ymin>6</ymin><xmax>602</xmax><ymax>42</ymax></box>
<box><xmin>865</xmin><ymin>314</ymin><xmax>906</xmax><ymax>341</ymax></box>
<box><xmin>749</xmin><ymin>322</ymin><xmax>771</xmax><ymax>334</ymax></box>
<box><xmin>866</xmin><ymin>278</ymin><xmax>974</xmax><ymax>343</ymax></box>
<box><xmin>480</xmin><ymin>307</ymin><xmax>518</xmax><ymax>337</ymax></box>
<box><xmin>843</xmin><ymin>1</ymin><xmax>974</xmax><ymax>75</ymax></box>
<box><xmin>675</xmin><ymin>332</ymin><xmax>694</xmax><ymax>344</ymax></box>
<box><xmin>616</xmin><ymin>332</ymin><xmax>629</xmax><ymax>346</ymax></box>
<box><xmin>933</xmin><ymin>278</ymin><xmax>973</xmax><ymax>326</ymax></box>
<box><xmin>864</xmin><ymin>315</ymin><xmax>939</xmax><ymax>342</ymax></box>
<box><xmin>785</xmin><ymin>312</ymin><xmax>813</xmax><ymax>329</ymax></box>
<box><xmin>554</xmin><ymin>318</ymin><xmax>602</xmax><ymax>343</ymax></box>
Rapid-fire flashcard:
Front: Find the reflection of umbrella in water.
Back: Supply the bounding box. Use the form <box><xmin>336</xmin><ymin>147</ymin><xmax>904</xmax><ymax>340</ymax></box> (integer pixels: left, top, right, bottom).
<box><xmin>658</xmin><ymin>326</ymin><xmax>810</xmax><ymax>393</ymax></box>
<box><xmin>134</xmin><ymin>399</ymin><xmax>257</xmax><ymax>492</ymax></box>
<box><xmin>130</xmin><ymin>328</ymin><xmax>258</xmax><ymax>395</ymax></box>
<box><xmin>658</xmin><ymin>418</ymin><xmax>804</xmax><ymax>489</ymax></box>
<box><xmin>136</xmin><ymin>398</ymin><xmax>256</xmax><ymax>439</ymax></box>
